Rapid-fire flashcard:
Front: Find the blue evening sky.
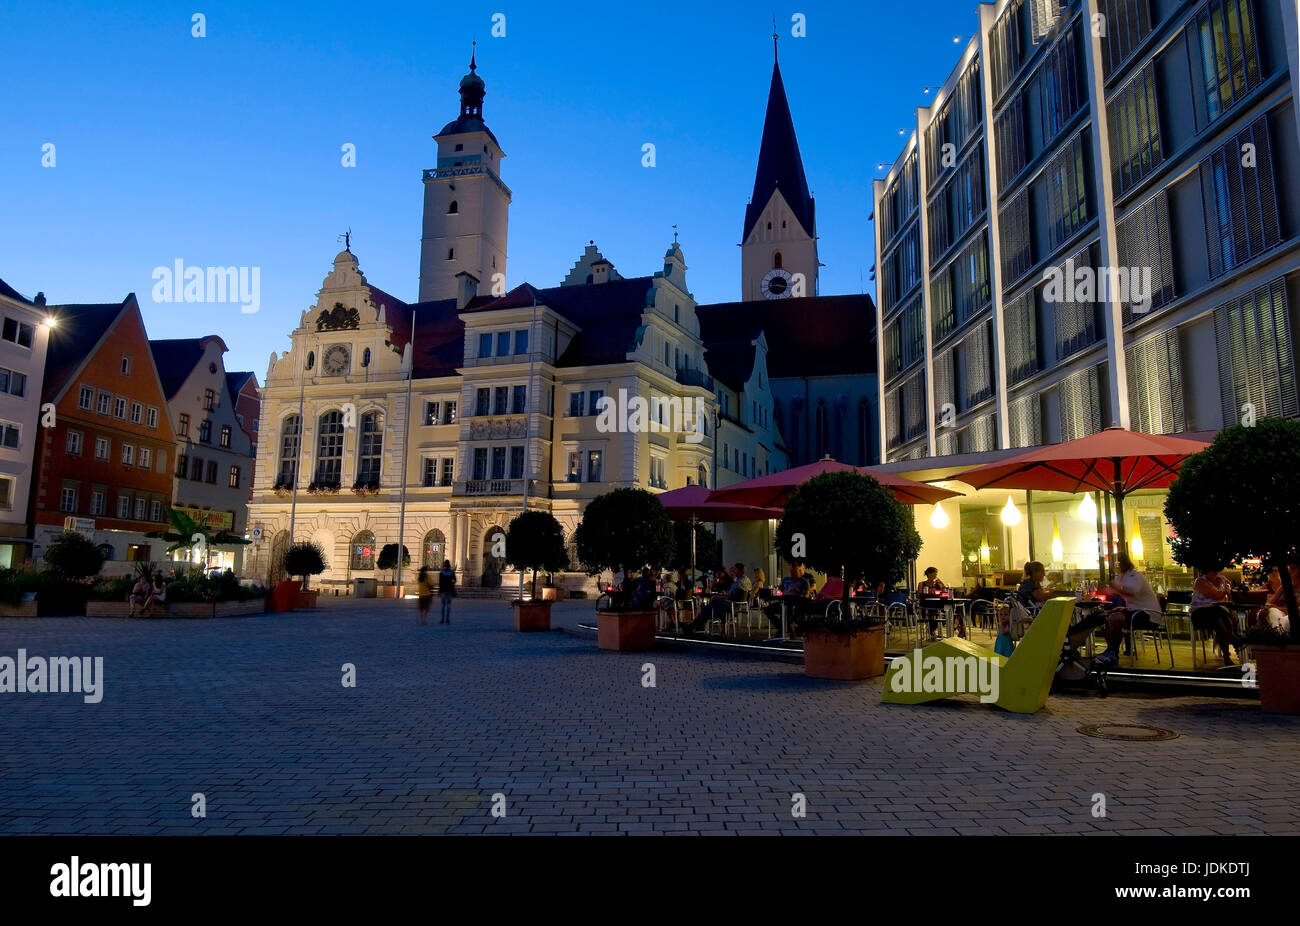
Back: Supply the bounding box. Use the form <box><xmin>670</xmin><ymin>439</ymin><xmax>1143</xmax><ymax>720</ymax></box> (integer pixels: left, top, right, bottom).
<box><xmin>0</xmin><ymin>0</ymin><xmax>975</xmax><ymax>377</ymax></box>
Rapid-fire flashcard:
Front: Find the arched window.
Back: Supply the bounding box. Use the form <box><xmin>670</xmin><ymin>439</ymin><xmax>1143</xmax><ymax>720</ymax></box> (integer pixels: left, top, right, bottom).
<box><xmin>447</xmin><ymin>248</ymin><xmax>455</xmax><ymax>260</ymax></box>
<box><xmin>315</xmin><ymin>411</ymin><xmax>344</xmax><ymax>484</ymax></box>
<box><xmin>422</xmin><ymin>529</ymin><xmax>447</xmax><ymax>569</ymax></box>
<box><xmin>774</xmin><ymin>252</ymin><xmax>783</xmax><ymax>269</ymax></box>
<box><xmin>357</xmin><ymin>411</ymin><xmax>383</xmax><ymax>484</ymax></box>
<box><xmin>305</xmin><ymin>350</ymin><xmax>315</xmax><ymax>370</ymax></box>
<box><xmin>858</xmin><ymin>398</ymin><xmax>873</xmax><ymax>465</ymax></box>
<box><xmin>815</xmin><ymin>398</ymin><xmax>830</xmax><ymax>460</ymax></box>
<box><xmin>447</xmin><ymin>200</ymin><xmax>458</xmax><ymax>214</ymax></box>
<box><xmin>277</xmin><ymin>415</ymin><xmax>300</xmax><ymax>487</ymax></box>
<box><xmin>361</xmin><ymin>347</ymin><xmax>371</xmax><ymax>367</ymax></box>
<box><xmin>351</xmin><ymin>530</ymin><xmax>375</xmax><ymax>570</ymax></box>
<box><xmin>697</xmin><ymin>463</ymin><xmax>709</xmax><ymax>489</ymax></box>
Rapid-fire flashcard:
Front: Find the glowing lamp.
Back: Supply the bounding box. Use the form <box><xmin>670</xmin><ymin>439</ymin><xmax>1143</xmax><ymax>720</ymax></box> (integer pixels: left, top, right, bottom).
<box><xmin>929</xmin><ymin>501</ymin><xmax>950</xmax><ymax>529</ymax></box>
<box><xmin>1131</xmin><ymin>530</ymin><xmax>1144</xmax><ymax>561</ymax></box>
<box><xmin>1077</xmin><ymin>493</ymin><xmax>1097</xmax><ymax>522</ymax></box>
<box><xmin>1000</xmin><ymin>496</ymin><xmax>1021</xmax><ymax>526</ymax></box>
<box><xmin>1051</xmin><ymin>515</ymin><xmax>1063</xmax><ymax>563</ymax></box>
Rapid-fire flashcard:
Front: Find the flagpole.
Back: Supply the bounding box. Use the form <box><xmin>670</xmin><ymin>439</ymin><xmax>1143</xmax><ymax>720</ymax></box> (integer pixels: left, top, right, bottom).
<box><xmin>519</xmin><ymin>297</ymin><xmax>537</xmax><ymax>601</ymax></box>
<box><xmin>287</xmin><ymin>357</ymin><xmax>307</xmax><ymax>543</ymax></box>
<box><xmin>396</xmin><ymin>310</ymin><xmax>416</xmax><ymax>598</ymax></box>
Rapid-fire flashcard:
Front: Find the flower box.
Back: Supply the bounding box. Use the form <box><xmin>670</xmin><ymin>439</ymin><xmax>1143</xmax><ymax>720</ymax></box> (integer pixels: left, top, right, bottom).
<box><xmin>596</xmin><ymin>610</ymin><xmax>656</xmax><ymax>651</ymax></box>
<box><xmin>803</xmin><ymin>626</ymin><xmax>886</xmax><ymax>680</ymax></box>
<box><xmin>1252</xmin><ymin>644</ymin><xmax>1300</xmax><ymax>714</ymax></box>
<box><xmin>514</xmin><ymin>600</ymin><xmax>552</xmax><ymax>632</ymax></box>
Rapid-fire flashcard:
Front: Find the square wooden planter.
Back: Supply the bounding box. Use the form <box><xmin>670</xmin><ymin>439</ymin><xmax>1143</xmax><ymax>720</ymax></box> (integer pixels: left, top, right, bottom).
<box><xmin>803</xmin><ymin>626</ymin><xmax>886</xmax><ymax>680</ymax></box>
<box><xmin>297</xmin><ymin>589</ymin><xmax>319</xmax><ymax>609</ymax></box>
<box><xmin>1253</xmin><ymin>645</ymin><xmax>1300</xmax><ymax>714</ymax></box>
<box><xmin>514</xmin><ymin>601</ymin><xmax>552</xmax><ymax>632</ymax></box>
<box><xmin>596</xmin><ymin>610</ymin><xmax>657</xmax><ymax>651</ymax></box>
<box><xmin>0</xmin><ymin>601</ymin><xmax>38</xmax><ymax>618</ymax></box>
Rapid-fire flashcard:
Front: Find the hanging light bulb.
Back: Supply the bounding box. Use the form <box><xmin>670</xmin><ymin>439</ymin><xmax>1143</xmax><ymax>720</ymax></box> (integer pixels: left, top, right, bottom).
<box><xmin>1051</xmin><ymin>515</ymin><xmax>1063</xmax><ymax>563</ymax></box>
<box><xmin>1000</xmin><ymin>495</ymin><xmax>1021</xmax><ymax>526</ymax></box>
<box><xmin>1131</xmin><ymin>528</ymin><xmax>1144</xmax><ymax>561</ymax></box>
<box><xmin>929</xmin><ymin>500</ymin><xmax>949</xmax><ymax>529</ymax></box>
<box><xmin>1077</xmin><ymin>493</ymin><xmax>1097</xmax><ymax>522</ymax></box>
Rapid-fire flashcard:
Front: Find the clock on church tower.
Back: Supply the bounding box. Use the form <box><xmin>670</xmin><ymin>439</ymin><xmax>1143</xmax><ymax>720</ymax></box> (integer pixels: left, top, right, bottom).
<box><xmin>760</xmin><ymin>267</ymin><xmax>794</xmax><ymax>299</ymax></box>
<box><xmin>322</xmin><ymin>344</ymin><xmax>351</xmax><ymax>376</ymax></box>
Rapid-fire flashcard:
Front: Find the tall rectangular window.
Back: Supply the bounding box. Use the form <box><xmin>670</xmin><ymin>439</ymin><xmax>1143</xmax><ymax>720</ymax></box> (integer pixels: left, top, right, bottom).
<box><xmin>1200</xmin><ymin>114</ymin><xmax>1280</xmax><ymax>279</ymax></box>
<box><xmin>491</xmin><ymin>446</ymin><xmax>507</xmax><ymax>480</ymax></box>
<box><xmin>1108</xmin><ymin>62</ymin><xmax>1163</xmax><ymax>195</ymax></box>
<box><xmin>1214</xmin><ymin>278</ymin><xmax>1298</xmax><ymax>423</ymax></box>
<box><xmin>493</xmin><ymin>386</ymin><xmax>509</xmax><ymax>415</ymax></box>
<box><xmin>1192</xmin><ymin>0</ymin><xmax>1261</xmax><ymax>126</ymax></box>
<box><xmin>478</xmin><ymin>333</ymin><xmax>492</xmax><ymax>358</ymax></box>
<box><xmin>475</xmin><ymin>388</ymin><xmax>491</xmax><ymax>417</ymax></box>
<box><xmin>511</xmin><ymin>385</ymin><xmax>526</xmax><ymax>414</ymax></box>
<box><xmin>509</xmin><ymin>446</ymin><xmax>525</xmax><ymax>479</ymax></box>
<box><xmin>1126</xmin><ymin>331</ymin><xmax>1185</xmax><ymax>434</ymax></box>
<box><xmin>472</xmin><ymin>447</ymin><xmax>488</xmax><ymax>480</ymax></box>
<box><xmin>514</xmin><ymin>329</ymin><xmax>528</xmax><ymax>354</ymax></box>
<box><xmin>586</xmin><ymin>449</ymin><xmax>603</xmax><ymax>483</ymax></box>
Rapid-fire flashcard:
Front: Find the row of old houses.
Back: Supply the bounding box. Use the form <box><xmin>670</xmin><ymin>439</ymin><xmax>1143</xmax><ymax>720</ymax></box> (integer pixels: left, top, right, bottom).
<box><xmin>0</xmin><ymin>280</ymin><xmax>259</xmax><ymax>573</ymax></box>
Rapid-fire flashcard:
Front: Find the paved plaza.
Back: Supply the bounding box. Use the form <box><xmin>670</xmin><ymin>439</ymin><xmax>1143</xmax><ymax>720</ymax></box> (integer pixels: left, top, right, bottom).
<box><xmin>1</xmin><ymin>598</ymin><xmax>1298</xmax><ymax>835</ymax></box>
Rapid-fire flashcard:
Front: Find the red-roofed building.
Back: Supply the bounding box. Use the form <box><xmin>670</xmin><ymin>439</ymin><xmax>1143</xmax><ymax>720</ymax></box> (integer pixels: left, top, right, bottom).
<box><xmin>31</xmin><ymin>295</ymin><xmax>177</xmax><ymax>570</ymax></box>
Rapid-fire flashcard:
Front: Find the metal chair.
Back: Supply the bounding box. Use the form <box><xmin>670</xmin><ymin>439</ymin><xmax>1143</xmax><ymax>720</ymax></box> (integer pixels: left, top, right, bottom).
<box><xmin>1126</xmin><ymin>613</ymin><xmax>1174</xmax><ymax>668</ymax></box>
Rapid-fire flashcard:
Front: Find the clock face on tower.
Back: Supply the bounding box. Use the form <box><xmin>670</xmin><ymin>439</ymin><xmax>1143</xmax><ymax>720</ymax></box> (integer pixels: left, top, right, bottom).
<box><xmin>322</xmin><ymin>344</ymin><xmax>351</xmax><ymax>376</ymax></box>
<box><xmin>760</xmin><ymin>267</ymin><xmax>794</xmax><ymax>299</ymax></box>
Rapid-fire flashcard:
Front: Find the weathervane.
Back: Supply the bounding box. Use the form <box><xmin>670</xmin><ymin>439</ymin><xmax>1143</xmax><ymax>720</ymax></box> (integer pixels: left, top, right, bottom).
<box><xmin>772</xmin><ymin>15</ymin><xmax>779</xmax><ymax>62</ymax></box>
<box><xmin>672</xmin><ymin>224</ymin><xmax>679</xmax><ymax>244</ymax></box>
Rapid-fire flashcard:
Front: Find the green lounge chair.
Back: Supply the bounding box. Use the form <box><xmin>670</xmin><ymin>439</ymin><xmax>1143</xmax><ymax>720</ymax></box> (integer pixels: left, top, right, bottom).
<box><xmin>881</xmin><ymin>596</ymin><xmax>1074</xmax><ymax>713</ymax></box>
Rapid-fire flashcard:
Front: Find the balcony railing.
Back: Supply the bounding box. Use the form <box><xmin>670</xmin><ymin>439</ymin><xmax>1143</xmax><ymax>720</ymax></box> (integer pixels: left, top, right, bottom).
<box><xmin>460</xmin><ymin>478</ymin><xmax>524</xmax><ymax>496</ymax></box>
<box><xmin>675</xmin><ymin>367</ymin><xmax>714</xmax><ymax>390</ymax></box>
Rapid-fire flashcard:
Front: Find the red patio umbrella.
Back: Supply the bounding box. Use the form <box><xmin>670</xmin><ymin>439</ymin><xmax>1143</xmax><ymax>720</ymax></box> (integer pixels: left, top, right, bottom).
<box><xmin>655</xmin><ymin>485</ymin><xmax>782</xmax><ymax>578</ymax></box>
<box><xmin>957</xmin><ymin>426</ymin><xmax>1210</xmax><ymax>570</ymax></box>
<box><xmin>706</xmin><ymin>457</ymin><xmax>962</xmax><ymax>509</ymax></box>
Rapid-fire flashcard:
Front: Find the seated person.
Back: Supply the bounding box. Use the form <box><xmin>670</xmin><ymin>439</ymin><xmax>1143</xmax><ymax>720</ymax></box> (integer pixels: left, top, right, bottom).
<box><xmin>1190</xmin><ymin>566</ymin><xmax>1238</xmax><ymax>666</ymax></box>
<box><xmin>127</xmin><ymin>575</ymin><xmax>151</xmax><ymax>617</ymax></box>
<box><xmin>691</xmin><ymin>564</ymin><xmax>752</xmax><ymax>633</ymax></box>
<box><xmin>1099</xmin><ymin>553</ymin><xmax>1162</xmax><ymax>664</ymax></box>
<box><xmin>1016</xmin><ymin>561</ymin><xmax>1055</xmax><ymax>609</ymax></box>
<box><xmin>752</xmin><ymin>566</ymin><xmax>767</xmax><ymax>600</ymax></box>
<box><xmin>916</xmin><ymin>566</ymin><xmax>949</xmax><ymax>638</ymax></box>
<box><xmin>630</xmin><ymin>567</ymin><xmax>659</xmax><ymax>610</ymax></box>
<box><xmin>765</xmin><ymin>562</ymin><xmax>810</xmax><ymax>631</ymax></box>
<box><xmin>145</xmin><ymin>573</ymin><xmax>167</xmax><ymax>610</ymax></box>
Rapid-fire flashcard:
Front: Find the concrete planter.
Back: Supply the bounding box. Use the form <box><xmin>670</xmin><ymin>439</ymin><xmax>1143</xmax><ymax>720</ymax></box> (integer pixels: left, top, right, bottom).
<box><xmin>85</xmin><ymin>598</ymin><xmax>267</xmax><ymax>619</ymax></box>
<box><xmin>378</xmin><ymin>584</ymin><xmax>398</xmax><ymax>599</ymax></box>
<box><xmin>297</xmin><ymin>589</ymin><xmax>319</xmax><ymax>609</ymax></box>
<box><xmin>803</xmin><ymin>626</ymin><xmax>886</xmax><ymax>680</ymax></box>
<box><xmin>1253</xmin><ymin>645</ymin><xmax>1300</xmax><ymax>714</ymax></box>
<box><xmin>596</xmin><ymin>610</ymin><xmax>657</xmax><ymax>651</ymax></box>
<box><xmin>0</xmin><ymin>601</ymin><xmax>38</xmax><ymax>618</ymax></box>
<box><xmin>513</xmin><ymin>600</ymin><xmax>552</xmax><ymax>632</ymax></box>
<box><xmin>540</xmin><ymin>585</ymin><xmax>565</xmax><ymax>602</ymax></box>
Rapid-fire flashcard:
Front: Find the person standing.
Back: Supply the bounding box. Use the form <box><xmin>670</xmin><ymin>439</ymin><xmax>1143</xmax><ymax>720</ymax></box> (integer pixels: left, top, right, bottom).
<box><xmin>416</xmin><ymin>566</ymin><xmax>433</xmax><ymax>625</ymax></box>
<box><xmin>438</xmin><ymin>559</ymin><xmax>456</xmax><ymax>624</ymax></box>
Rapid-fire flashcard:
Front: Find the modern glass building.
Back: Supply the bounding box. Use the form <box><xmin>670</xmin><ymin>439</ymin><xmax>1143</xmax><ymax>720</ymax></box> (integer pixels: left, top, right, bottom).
<box><xmin>874</xmin><ymin>0</ymin><xmax>1300</xmax><ymax>463</ymax></box>
<box><xmin>871</xmin><ymin>0</ymin><xmax>1300</xmax><ymax>591</ymax></box>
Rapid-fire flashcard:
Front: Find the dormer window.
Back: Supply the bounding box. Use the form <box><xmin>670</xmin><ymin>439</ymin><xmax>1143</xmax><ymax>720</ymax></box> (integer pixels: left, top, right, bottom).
<box><xmin>447</xmin><ymin>200</ymin><xmax>458</xmax><ymax>214</ymax></box>
<box><xmin>447</xmin><ymin>248</ymin><xmax>455</xmax><ymax>260</ymax></box>
<box><xmin>454</xmin><ymin>143</ymin><xmax>463</xmax><ymax>151</ymax></box>
<box><xmin>120</xmin><ymin>356</ymin><xmax>132</xmax><ymax>375</ymax></box>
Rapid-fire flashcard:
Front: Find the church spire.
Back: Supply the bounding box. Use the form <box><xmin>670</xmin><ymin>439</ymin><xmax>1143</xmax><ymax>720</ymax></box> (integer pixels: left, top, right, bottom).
<box><xmin>743</xmin><ymin>52</ymin><xmax>815</xmax><ymax>243</ymax></box>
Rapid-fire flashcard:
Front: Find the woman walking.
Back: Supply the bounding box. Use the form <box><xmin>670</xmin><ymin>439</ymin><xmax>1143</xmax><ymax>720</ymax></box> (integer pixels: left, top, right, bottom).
<box><xmin>416</xmin><ymin>566</ymin><xmax>433</xmax><ymax>625</ymax></box>
<box><xmin>438</xmin><ymin>559</ymin><xmax>456</xmax><ymax>624</ymax></box>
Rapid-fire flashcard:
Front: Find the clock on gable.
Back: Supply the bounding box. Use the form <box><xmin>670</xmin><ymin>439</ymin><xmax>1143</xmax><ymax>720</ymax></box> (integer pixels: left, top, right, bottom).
<box><xmin>322</xmin><ymin>344</ymin><xmax>351</xmax><ymax>376</ymax></box>
<box><xmin>760</xmin><ymin>267</ymin><xmax>794</xmax><ymax>299</ymax></box>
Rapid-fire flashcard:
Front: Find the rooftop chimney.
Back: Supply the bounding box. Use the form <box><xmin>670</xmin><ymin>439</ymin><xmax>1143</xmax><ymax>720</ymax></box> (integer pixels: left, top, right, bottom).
<box><xmin>455</xmin><ymin>271</ymin><xmax>480</xmax><ymax>310</ymax></box>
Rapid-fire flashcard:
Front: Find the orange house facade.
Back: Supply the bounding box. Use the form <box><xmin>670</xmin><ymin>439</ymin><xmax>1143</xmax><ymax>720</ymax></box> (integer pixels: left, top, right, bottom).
<box><xmin>31</xmin><ymin>295</ymin><xmax>178</xmax><ymax>567</ymax></box>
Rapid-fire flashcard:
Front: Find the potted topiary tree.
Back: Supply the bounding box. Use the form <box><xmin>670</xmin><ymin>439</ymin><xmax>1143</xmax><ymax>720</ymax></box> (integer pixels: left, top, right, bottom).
<box><xmin>774</xmin><ymin>471</ymin><xmax>921</xmax><ymax>679</ymax></box>
<box><xmin>505</xmin><ymin>510</ymin><xmax>570</xmax><ymax>631</ymax></box>
<box><xmin>280</xmin><ymin>541</ymin><xmax>326</xmax><ymax>611</ymax></box>
<box><xmin>573</xmin><ymin>487</ymin><xmax>675</xmax><ymax>651</ymax></box>
<box><xmin>376</xmin><ymin>543</ymin><xmax>411</xmax><ymax>598</ymax></box>
<box><xmin>42</xmin><ymin>530</ymin><xmax>107</xmax><ymax>581</ymax></box>
<box><xmin>1165</xmin><ymin>419</ymin><xmax>1300</xmax><ymax>712</ymax></box>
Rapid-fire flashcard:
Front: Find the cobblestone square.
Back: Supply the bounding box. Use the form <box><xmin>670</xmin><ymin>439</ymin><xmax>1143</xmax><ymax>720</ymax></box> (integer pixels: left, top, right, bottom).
<box><xmin>1</xmin><ymin>598</ymin><xmax>1297</xmax><ymax>835</ymax></box>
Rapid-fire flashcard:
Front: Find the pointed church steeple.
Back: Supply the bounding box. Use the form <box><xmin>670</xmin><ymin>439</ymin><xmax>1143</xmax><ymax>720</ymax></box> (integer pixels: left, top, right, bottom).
<box><xmin>744</xmin><ymin>56</ymin><xmax>815</xmax><ymax>242</ymax></box>
<box><xmin>740</xmin><ymin>41</ymin><xmax>818</xmax><ymax>302</ymax></box>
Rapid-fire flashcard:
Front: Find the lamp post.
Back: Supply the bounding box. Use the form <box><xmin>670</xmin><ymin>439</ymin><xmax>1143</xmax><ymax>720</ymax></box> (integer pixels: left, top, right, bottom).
<box><xmin>395</xmin><ymin>310</ymin><xmax>417</xmax><ymax>599</ymax></box>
